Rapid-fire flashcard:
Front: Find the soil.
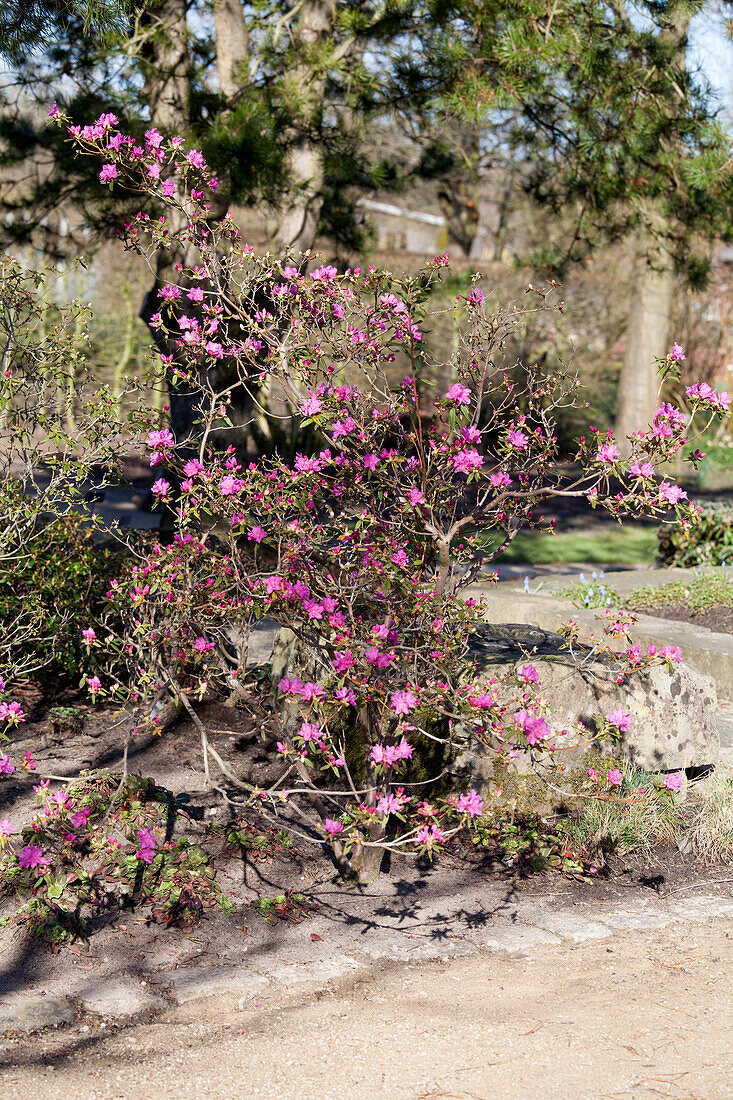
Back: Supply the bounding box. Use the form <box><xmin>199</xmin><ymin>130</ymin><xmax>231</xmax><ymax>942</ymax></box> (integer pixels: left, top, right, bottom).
<box><xmin>638</xmin><ymin>602</ymin><xmax>733</xmax><ymax>634</ymax></box>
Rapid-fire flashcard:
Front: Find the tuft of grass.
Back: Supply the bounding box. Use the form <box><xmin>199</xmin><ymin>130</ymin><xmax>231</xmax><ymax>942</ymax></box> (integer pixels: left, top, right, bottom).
<box><xmin>566</xmin><ymin>769</ymin><xmax>684</xmax><ymax>862</ymax></box>
<box><xmin>682</xmin><ymin>775</ymin><xmax>733</xmax><ymax>864</ymax></box>
<box><xmin>567</xmin><ymin>766</ymin><xmax>733</xmax><ymax>866</ymax></box>
<box><xmin>497</xmin><ymin>526</ymin><xmax>658</xmax><ymax>565</ymax></box>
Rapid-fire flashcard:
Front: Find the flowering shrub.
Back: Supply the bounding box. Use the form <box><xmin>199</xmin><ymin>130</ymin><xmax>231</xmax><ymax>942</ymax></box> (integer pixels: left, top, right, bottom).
<box><xmin>1</xmin><ymin>109</ymin><xmax>724</xmax><ymax>887</ymax></box>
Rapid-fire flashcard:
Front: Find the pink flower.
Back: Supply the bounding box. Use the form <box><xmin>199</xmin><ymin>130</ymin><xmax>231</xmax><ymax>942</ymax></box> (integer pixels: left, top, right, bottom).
<box><xmin>394</xmin><ymin>737</ymin><xmax>413</xmax><ymax>760</ymax></box>
<box><xmin>301</xmin><ymin>395</ymin><xmax>322</xmax><ymax>416</ymax></box>
<box><xmin>0</xmin><ymin>818</ymin><xmax>14</xmax><ymax>837</ymax></box>
<box><xmin>193</xmin><ymin>637</ymin><xmax>214</xmax><ymax>653</ymax></box>
<box><xmin>607</xmin><ymin>769</ymin><xmax>622</xmax><ymax>786</ymax></box>
<box><xmin>82</xmin><ymin>628</ymin><xmax>96</xmax><ymax>644</ymax></box>
<box><xmin>219</xmin><ymin>474</ymin><xmax>242</xmax><ymax>496</ymax></box>
<box><xmin>416</xmin><ymin>823</ymin><xmax>446</xmax><ymax>847</ymax></box>
<box><xmin>299</xmin><ymin>722</ymin><xmax>321</xmax><ymax>742</ymax></box>
<box><xmin>99</xmin><ymin>163</ymin><xmax>118</xmax><ymax>182</ymax></box>
<box><xmin>363</xmin><ymin>453</ymin><xmax>379</xmax><ymax>471</ymax></box>
<box><xmin>294</xmin><ymin>454</ymin><xmax>322</xmax><ymax>474</ymax></box>
<box><xmin>162</xmin><ymin>178</ymin><xmax>176</xmax><ymax>197</ymax></box>
<box><xmin>468</xmin><ymin>690</ymin><xmax>495</xmax><ymax>709</ymax></box>
<box><xmin>87</xmin><ymin>676</ymin><xmax>101</xmax><ymax>694</ymax></box>
<box><xmin>332</xmin><ymin>417</ymin><xmax>356</xmax><ymax>439</ymax></box>
<box><xmin>587</xmin><ymin>769</ymin><xmax>600</xmax><ymax>783</ymax></box>
<box><xmin>0</xmin><ymin>755</ymin><xmax>15</xmax><ymax>776</ymax></box>
<box><xmin>18</xmin><ymin>845</ymin><xmax>48</xmax><ymax>871</ymax></box>
<box><xmin>517</xmin><ymin>664</ymin><xmax>538</xmax><ymax>684</ymax></box>
<box><xmin>668</xmin><ymin>343</ymin><xmax>686</xmax><ymax>362</ymax></box>
<box><xmin>659</xmin><ymin>481</ymin><xmax>687</xmax><ymax>505</ymax></box>
<box><xmin>456</xmin><ymin>790</ymin><xmax>484</xmax><ymax>818</ymax></box>
<box><xmin>324</xmin><ymin>819</ymin><xmax>344</xmax><ymax>836</ymax></box>
<box><xmin>248</xmin><ymin>525</ymin><xmax>267</xmax><ymax>543</ymax></box>
<box><xmin>136</xmin><ymin>827</ymin><xmax>157</xmax><ymax>864</ymax></box>
<box><xmin>506</xmin><ymin>428</ymin><xmax>527</xmax><ymax>450</ymax></box>
<box><xmin>629</xmin><ymin>460</ymin><xmax>654</xmax><ymax>479</ymax></box>
<box><xmin>445</xmin><ymin>383</ymin><xmax>472</xmax><ymax>405</ymax></box>
<box><xmin>333</xmin><ymin>651</ymin><xmax>354</xmax><ymax>674</ymax></box>
<box><xmin>183</xmin><ymin>458</ymin><xmax>203</xmax><ymax>477</ymax></box>
<box><xmin>186</xmin><ymin>148</ymin><xmax>205</xmax><ymax>169</ymax></box>
<box><xmin>607</xmin><ymin>708</ymin><xmax>632</xmax><ymax>733</ymax></box>
<box><xmin>407</xmin><ymin>486</ymin><xmax>425</xmax><ymax>506</ymax></box>
<box><xmin>452</xmin><ymin>448</ymin><xmax>483</xmax><ymax>475</ymax></box>
<box><xmin>0</xmin><ymin>701</ymin><xmax>25</xmax><ymax>725</ymax></box>
<box><xmin>599</xmin><ymin>443</ymin><xmax>621</xmax><ymax>464</ymax></box>
<box><xmin>514</xmin><ymin>709</ymin><xmax>550</xmax><ymax>745</ymax></box>
<box><xmin>151</xmin><ymin>478</ymin><xmax>170</xmax><ymax>497</ymax></box>
<box><xmin>391</xmin><ymin>688</ymin><xmax>418</xmax><ymax>715</ymax></box>
<box><xmin>490</xmin><ymin>471</ymin><xmax>511</xmax><ymax>488</ymax></box>
<box><xmin>665</xmin><ymin>772</ymin><xmax>683</xmax><ymax>793</ymax></box>
<box><xmin>147</xmin><ymin>428</ymin><xmax>174</xmax><ymax>451</ymax></box>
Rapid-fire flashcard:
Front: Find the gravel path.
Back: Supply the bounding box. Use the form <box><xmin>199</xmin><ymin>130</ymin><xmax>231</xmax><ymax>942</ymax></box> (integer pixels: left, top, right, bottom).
<box><xmin>2</xmin><ymin>910</ymin><xmax>732</xmax><ymax>1099</ymax></box>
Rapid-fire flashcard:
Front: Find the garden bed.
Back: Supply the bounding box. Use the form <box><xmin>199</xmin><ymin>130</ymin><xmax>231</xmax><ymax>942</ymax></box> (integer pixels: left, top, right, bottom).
<box><xmin>621</xmin><ymin>572</ymin><xmax>733</xmax><ymax>634</ymax></box>
<box><xmin>2</xmin><ymin>698</ymin><xmax>732</xmax><ymax>963</ymax></box>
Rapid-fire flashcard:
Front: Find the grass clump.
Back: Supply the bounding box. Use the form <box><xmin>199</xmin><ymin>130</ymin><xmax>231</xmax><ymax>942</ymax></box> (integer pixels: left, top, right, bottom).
<box><xmin>566</xmin><ymin>771</ymin><xmax>684</xmax><ymax>863</ymax></box>
<box><xmin>567</xmin><ymin>766</ymin><xmax>733</xmax><ymax>866</ymax></box>
<box><xmin>681</xmin><ymin>775</ymin><xmax>733</xmax><ymax>864</ymax></box>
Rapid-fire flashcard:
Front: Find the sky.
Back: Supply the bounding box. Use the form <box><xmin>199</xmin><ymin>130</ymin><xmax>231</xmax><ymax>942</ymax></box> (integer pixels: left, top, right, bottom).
<box><xmin>689</xmin><ymin>9</ymin><xmax>733</xmax><ymax>122</ymax></box>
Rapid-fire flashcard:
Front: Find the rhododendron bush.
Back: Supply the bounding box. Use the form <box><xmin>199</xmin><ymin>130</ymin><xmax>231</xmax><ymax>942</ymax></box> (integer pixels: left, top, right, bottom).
<box><xmin>1</xmin><ymin>110</ymin><xmax>729</xmax><ymax>891</ymax></box>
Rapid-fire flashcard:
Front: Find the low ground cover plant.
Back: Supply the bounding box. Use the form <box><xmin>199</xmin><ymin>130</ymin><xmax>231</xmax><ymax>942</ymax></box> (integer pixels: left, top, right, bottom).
<box><xmin>0</xmin><ymin>773</ymin><xmax>233</xmax><ymax>944</ymax></box>
<box><xmin>624</xmin><ymin>571</ymin><xmax>733</xmax><ymax>614</ymax></box>
<box><xmin>557</xmin><ymin>571</ymin><xmax>620</xmax><ymax>609</ymax></box>
<box><xmin>0</xmin><ymin>110</ymin><xmax>731</xmax><ymax>940</ymax></box>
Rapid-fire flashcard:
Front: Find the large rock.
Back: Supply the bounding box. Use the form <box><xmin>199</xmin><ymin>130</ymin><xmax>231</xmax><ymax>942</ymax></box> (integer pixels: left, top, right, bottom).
<box><xmin>455</xmin><ymin>624</ymin><xmax>719</xmax><ymax>788</ymax></box>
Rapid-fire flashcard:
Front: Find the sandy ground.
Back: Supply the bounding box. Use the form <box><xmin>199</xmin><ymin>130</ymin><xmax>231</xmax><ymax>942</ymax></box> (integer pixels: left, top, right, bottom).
<box><xmin>1</xmin><ymin>915</ymin><xmax>732</xmax><ymax>1100</ymax></box>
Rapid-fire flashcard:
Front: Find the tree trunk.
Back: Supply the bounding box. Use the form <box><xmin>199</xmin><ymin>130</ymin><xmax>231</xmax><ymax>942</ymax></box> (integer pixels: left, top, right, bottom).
<box><xmin>436</xmin><ymin>126</ymin><xmax>481</xmax><ymax>259</ymax></box>
<box><xmin>615</xmin><ymin>233</ymin><xmax>674</xmax><ymax>453</ymax></box>
<box><xmin>614</xmin><ymin>3</ymin><xmax>690</xmax><ymax>455</ymax></box>
<box><xmin>273</xmin><ymin>0</ymin><xmax>338</xmax><ymax>255</ymax></box>
<box><xmin>113</xmin><ymin>286</ymin><xmax>135</xmax><ymax>423</ymax></box>
<box><xmin>138</xmin><ymin>0</ymin><xmax>190</xmax><ymax>131</ymax></box>
<box><xmin>213</xmin><ymin>0</ymin><xmax>248</xmax><ymax>100</ymax></box>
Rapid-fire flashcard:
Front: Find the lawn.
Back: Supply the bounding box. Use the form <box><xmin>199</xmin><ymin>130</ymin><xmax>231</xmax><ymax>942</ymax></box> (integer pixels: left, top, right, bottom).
<box><xmin>496</xmin><ymin>525</ymin><xmax>659</xmax><ymax>565</ymax></box>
